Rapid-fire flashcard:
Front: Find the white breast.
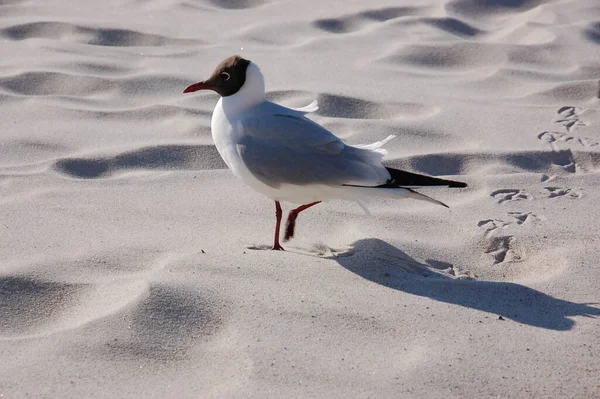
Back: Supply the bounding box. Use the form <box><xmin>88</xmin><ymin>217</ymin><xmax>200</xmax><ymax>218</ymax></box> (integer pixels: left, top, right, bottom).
<box><xmin>211</xmin><ymin>100</ymin><xmax>284</xmax><ymax>201</ymax></box>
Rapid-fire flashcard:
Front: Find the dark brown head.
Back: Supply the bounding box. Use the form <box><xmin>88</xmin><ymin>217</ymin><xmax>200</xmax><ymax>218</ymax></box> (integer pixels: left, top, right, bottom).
<box><xmin>183</xmin><ymin>55</ymin><xmax>251</xmax><ymax>97</ymax></box>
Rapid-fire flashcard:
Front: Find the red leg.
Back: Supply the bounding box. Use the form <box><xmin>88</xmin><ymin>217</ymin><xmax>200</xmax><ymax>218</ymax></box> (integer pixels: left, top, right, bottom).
<box><xmin>284</xmin><ymin>201</ymin><xmax>321</xmax><ymax>241</ymax></box>
<box><xmin>272</xmin><ymin>201</ymin><xmax>284</xmax><ymax>250</ymax></box>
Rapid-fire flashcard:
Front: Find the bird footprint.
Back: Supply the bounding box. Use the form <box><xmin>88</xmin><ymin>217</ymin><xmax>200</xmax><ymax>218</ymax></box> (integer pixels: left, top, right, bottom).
<box><xmin>485</xmin><ymin>236</ymin><xmax>523</xmax><ymax>264</ymax></box>
<box><xmin>537</xmin><ymin>131</ymin><xmax>597</xmax><ymax>151</ymax></box>
<box><xmin>490</xmin><ymin>189</ymin><xmax>533</xmax><ymax>204</ymax></box>
<box><xmin>554</xmin><ymin>106</ymin><xmax>587</xmax><ymax>132</ymax></box>
<box><xmin>509</xmin><ymin>211</ymin><xmax>540</xmax><ymax>224</ymax></box>
<box><xmin>538</xmin><ymin>106</ymin><xmax>597</xmax><ymax>152</ymax></box>
<box><xmin>478</xmin><ymin>212</ymin><xmax>539</xmax><ymax>264</ymax></box>
<box><xmin>544</xmin><ymin>187</ymin><xmax>582</xmax><ymax>199</ymax></box>
<box><xmin>477</xmin><ymin>218</ymin><xmax>510</xmax><ymax>238</ymax></box>
<box><xmin>477</xmin><ymin>212</ymin><xmax>540</xmax><ymax>238</ymax></box>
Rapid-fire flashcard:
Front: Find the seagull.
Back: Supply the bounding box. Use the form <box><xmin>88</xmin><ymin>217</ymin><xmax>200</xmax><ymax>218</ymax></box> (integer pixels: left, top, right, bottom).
<box><xmin>184</xmin><ymin>55</ymin><xmax>466</xmax><ymax>250</ymax></box>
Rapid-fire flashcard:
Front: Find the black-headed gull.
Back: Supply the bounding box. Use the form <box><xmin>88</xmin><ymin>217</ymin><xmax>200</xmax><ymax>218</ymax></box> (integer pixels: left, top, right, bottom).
<box><xmin>184</xmin><ymin>55</ymin><xmax>466</xmax><ymax>250</ymax></box>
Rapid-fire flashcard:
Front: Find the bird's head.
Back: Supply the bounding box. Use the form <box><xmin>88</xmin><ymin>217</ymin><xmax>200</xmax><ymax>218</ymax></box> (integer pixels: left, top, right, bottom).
<box><xmin>183</xmin><ymin>55</ymin><xmax>251</xmax><ymax>97</ymax></box>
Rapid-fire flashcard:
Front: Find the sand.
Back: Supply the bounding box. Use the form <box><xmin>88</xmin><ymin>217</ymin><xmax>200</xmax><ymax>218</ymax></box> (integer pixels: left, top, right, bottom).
<box><xmin>1</xmin><ymin>0</ymin><xmax>599</xmax><ymax>397</ymax></box>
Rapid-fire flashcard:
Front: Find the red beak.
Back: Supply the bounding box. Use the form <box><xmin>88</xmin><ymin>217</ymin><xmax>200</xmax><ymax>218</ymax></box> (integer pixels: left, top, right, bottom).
<box><xmin>183</xmin><ymin>81</ymin><xmax>213</xmax><ymax>93</ymax></box>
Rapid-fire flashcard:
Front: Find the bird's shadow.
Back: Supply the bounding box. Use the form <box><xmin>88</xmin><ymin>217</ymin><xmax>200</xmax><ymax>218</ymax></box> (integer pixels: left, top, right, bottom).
<box><xmin>333</xmin><ymin>239</ymin><xmax>599</xmax><ymax>331</ymax></box>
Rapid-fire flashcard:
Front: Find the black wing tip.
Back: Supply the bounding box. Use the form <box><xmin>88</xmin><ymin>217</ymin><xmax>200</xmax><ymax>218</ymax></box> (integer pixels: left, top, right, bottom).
<box><xmin>384</xmin><ymin>167</ymin><xmax>467</xmax><ymax>188</ymax></box>
<box><xmin>448</xmin><ymin>181</ymin><xmax>467</xmax><ymax>188</ymax></box>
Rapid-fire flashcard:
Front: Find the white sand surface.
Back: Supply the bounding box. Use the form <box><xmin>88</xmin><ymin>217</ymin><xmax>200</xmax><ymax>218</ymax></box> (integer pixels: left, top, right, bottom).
<box><xmin>1</xmin><ymin>0</ymin><xmax>599</xmax><ymax>397</ymax></box>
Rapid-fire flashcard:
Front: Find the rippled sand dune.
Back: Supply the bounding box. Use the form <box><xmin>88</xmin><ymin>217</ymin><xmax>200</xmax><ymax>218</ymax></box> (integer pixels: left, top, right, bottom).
<box><xmin>1</xmin><ymin>0</ymin><xmax>599</xmax><ymax>397</ymax></box>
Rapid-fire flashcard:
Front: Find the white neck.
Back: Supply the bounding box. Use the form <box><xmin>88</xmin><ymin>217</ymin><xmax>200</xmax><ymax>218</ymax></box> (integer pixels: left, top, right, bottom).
<box><xmin>221</xmin><ymin>62</ymin><xmax>266</xmax><ymax>115</ymax></box>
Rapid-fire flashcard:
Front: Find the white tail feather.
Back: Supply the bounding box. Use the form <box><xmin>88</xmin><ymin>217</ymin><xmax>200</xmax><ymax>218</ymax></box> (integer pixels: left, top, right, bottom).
<box><xmin>292</xmin><ymin>99</ymin><xmax>319</xmax><ymax>113</ymax></box>
<box><xmin>355</xmin><ymin>135</ymin><xmax>396</xmax><ymax>155</ymax></box>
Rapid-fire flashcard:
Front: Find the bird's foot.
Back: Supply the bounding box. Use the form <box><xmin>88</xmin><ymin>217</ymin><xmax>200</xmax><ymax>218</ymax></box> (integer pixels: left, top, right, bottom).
<box><xmin>283</xmin><ymin>202</ymin><xmax>319</xmax><ymax>241</ymax></box>
<box><xmin>284</xmin><ymin>226</ymin><xmax>295</xmax><ymax>241</ymax></box>
<box><xmin>284</xmin><ymin>217</ymin><xmax>297</xmax><ymax>241</ymax></box>
<box><xmin>272</xmin><ymin>243</ymin><xmax>285</xmax><ymax>251</ymax></box>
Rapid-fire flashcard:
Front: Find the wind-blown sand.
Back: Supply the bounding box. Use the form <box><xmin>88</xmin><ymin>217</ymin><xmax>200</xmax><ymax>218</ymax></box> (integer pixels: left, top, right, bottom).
<box><xmin>1</xmin><ymin>0</ymin><xmax>599</xmax><ymax>397</ymax></box>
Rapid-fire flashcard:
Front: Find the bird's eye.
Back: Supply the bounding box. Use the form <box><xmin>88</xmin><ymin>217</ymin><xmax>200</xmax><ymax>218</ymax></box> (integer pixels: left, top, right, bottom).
<box><xmin>221</xmin><ymin>72</ymin><xmax>231</xmax><ymax>81</ymax></box>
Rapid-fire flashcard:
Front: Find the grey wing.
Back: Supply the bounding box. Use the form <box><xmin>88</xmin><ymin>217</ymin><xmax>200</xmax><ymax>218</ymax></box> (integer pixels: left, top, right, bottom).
<box><xmin>236</xmin><ymin>113</ymin><xmax>390</xmax><ymax>188</ymax></box>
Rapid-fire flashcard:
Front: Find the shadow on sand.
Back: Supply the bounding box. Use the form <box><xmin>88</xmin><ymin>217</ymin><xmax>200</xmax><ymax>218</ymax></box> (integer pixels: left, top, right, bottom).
<box><xmin>334</xmin><ymin>239</ymin><xmax>599</xmax><ymax>331</ymax></box>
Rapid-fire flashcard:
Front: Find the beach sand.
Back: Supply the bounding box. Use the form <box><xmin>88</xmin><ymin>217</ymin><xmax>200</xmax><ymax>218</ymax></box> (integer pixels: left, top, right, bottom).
<box><xmin>1</xmin><ymin>0</ymin><xmax>599</xmax><ymax>397</ymax></box>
